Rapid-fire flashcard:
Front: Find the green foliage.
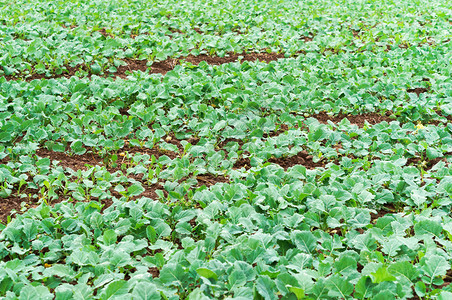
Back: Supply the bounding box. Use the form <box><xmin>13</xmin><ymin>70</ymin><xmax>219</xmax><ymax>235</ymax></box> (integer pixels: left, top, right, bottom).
<box><xmin>1</xmin><ymin>0</ymin><xmax>452</xmax><ymax>298</ymax></box>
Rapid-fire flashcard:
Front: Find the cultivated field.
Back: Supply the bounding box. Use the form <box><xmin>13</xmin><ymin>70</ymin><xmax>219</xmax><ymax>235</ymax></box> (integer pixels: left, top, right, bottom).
<box><xmin>1</xmin><ymin>0</ymin><xmax>452</xmax><ymax>299</ymax></box>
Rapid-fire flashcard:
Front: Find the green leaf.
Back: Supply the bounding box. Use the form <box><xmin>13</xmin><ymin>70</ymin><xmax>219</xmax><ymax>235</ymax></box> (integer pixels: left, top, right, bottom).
<box><xmin>410</xmin><ymin>189</ymin><xmax>428</xmax><ymax>207</ymax></box>
<box><xmin>99</xmin><ymin>280</ymin><xmax>129</xmax><ymax>300</ymax></box>
<box><xmin>438</xmin><ymin>291</ymin><xmax>452</xmax><ymax>300</ymax></box>
<box><xmin>371</xmin><ymin>266</ymin><xmax>396</xmax><ymax>283</ymax></box>
<box><xmin>213</xmin><ymin>120</ymin><xmax>227</xmax><ymax>131</ymax></box>
<box><xmin>19</xmin><ymin>286</ymin><xmax>52</xmax><ymax>300</ymax></box>
<box><xmin>188</xmin><ymin>288</ymin><xmax>210</xmax><ymax>300</ymax></box>
<box><xmin>333</xmin><ymin>254</ymin><xmax>357</xmax><ymax>275</ymax></box>
<box><xmin>160</xmin><ymin>263</ymin><xmax>185</xmax><ymax>287</ymax></box>
<box><xmin>103</xmin><ymin>229</ymin><xmax>117</xmax><ymax>246</ymax></box>
<box><xmin>54</xmin><ymin>284</ymin><xmax>74</xmax><ymax>300</ymax></box>
<box><xmin>291</xmin><ymin>231</ymin><xmax>316</xmax><ymax>253</ymax></box>
<box><xmin>255</xmin><ymin>275</ymin><xmax>277</xmax><ymax>300</ymax></box>
<box><xmin>414</xmin><ymin>281</ymin><xmax>426</xmax><ymax>297</ymax></box>
<box><xmin>373</xmin><ymin>290</ymin><xmax>395</xmax><ymax>300</ymax></box>
<box><xmin>229</xmin><ymin>269</ymin><xmax>247</xmax><ymax>288</ymax></box>
<box><xmin>131</xmin><ymin>282</ymin><xmax>159</xmax><ymax>300</ymax></box>
<box><xmin>196</xmin><ymin>268</ymin><xmax>218</xmax><ymax>281</ymax></box>
<box><xmin>325</xmin><ymin>275</ymin><xmax>353</xmax><ymax>298</ymax></box>
<box><xmin>154</xmin><ymin>222</ymin><xmax>172</xmax><ymax>239</ymax></box>
<box><xmin>91</xmin><ymin>63</ymin><xmax>101</xmax><ymax>74</ymax></box>
<box><xmin>70</xmin><ymin>140</ymin><xmax>86</xmax><ymax>155</ymax></box>
<box><xmin>288</xmin><ymin>287</ymin><xmax>304</xmax><ymax>300</ymax></box>
<box><xmin>414</xmin><ymin>220</ymin><xmax>442</xmax><ymax>237</ymax></box>
<box><xmin>0</xmin><ymin>131</ymin><xmax>11</xmax><ymax>142</ymax></box>
<box><xmin>354</xmin><ymin>276</ymin><xmax>375</xmax><ymax>299</ymax></box>
<box><xmin>421</xmin><ymin>255</ymin><xmax>449</xmax><ymax>284</ymax></box>
<box><xmin>387</xmin><ymin>261</ymin><xmax>419</xmax><ymax>283</ymax></box>
<box><xmin>146</xmin><ymin>226</ymin><xmax>157</xmax><ymax>243</ymax></box>
<box><xmin>3</xmin><ymin>65</ymin><xmax>16</xmax><ymax>76</ymax></box>
<box><xmin>127</xmin><ymin>183</ymin><xmax>144</xmax><ymax>197</ymax></box>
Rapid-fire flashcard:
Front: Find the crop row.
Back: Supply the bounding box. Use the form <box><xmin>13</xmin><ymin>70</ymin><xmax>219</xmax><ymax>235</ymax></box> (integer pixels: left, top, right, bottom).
<box><xmin>1</xmin><ymin>0</ymin><xmax>451</xmax><ymax>78</ymax></box>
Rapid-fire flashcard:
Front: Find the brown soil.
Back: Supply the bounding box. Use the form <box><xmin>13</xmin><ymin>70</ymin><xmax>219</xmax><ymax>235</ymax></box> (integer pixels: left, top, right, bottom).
<box><xmin>178</xmin><ymin>173</ymin><xmax>229</xmax><ymax>189</ymax></box>
<box><xmin>149</xmin><ymin>267</ymin><xmax>160</xmax><ymax>278</ymax></box>
<box><xmin>0</xmin><ymin>144</ymin><xmax>178</xmax><ymax>223</ymax></box>
<box><xmin>434</xmin><ymin>109</ymin><xmax>452</xmax><ymax>121</ymax></box>
<box><xmin>407</xmin><ymin>152</ymin><xmax>451</xmax><ymax>170</ymax></box>
<box><xmin>370</xmin><ymin>203</ymin><xmax>396</xmax><ymax>223</ymax></box>
<box><xmin>300</xmin><ymin>34</ymin><xmax>314</xmax><ymax>42</ymax></box>
<box><xmin>186</xmin><ymin>136</ymin><xmax>200</xmax><ymax>146</ymax></box>
<box><xmin>4</xmin><ymin>51</ymin><xmax>287</xmax><ymax>81</ymax></box>
<box><xmin>117</xmin><ymin>58</ymin><xmax>151</xmax><ymax>76</ymax></box>
<box><xmin>351</xmin><ymin>29</ymin><xmax>360</xmax><ymax>37</ymax></box>
<box><xmin>263</xmin><ymin>124</ymin><xmax>289</xmax><ymax>138</ymax></box>
<box><xmin>268</xmin><ymin>150</ymin><xmax>326</xmax><ymax>170</ymax></box>
<box><xmin>114</xmin><ymin>178</ymin><xmax>165</xmax><ymax>201</ymax></box>
<box><xmin>233</xmin><ymin>157</ymin><xmax>251</xmax><ymax>170</ymax></box>
<box><xmin>181</xmin><ymin>52</ymin><xmax>285</xmax><ymax>66</ymax></box>
<box><xmin>97</xmin><ymin>28</ymin><xmax>113</xmax><ymax>38</ymax></box>
<box><xmin>194</xmin><ymin>174</ymin><xmax>229</xmax><ymax>188</ymax></box>
<box><xmin>61</xmin><ymin>24</ymin><xmax>77</xmax><ymax>29</ymax></box>
<box><xmin>123</xmin><ymin>144</ymin><xmax>179</xmax><ymax>159</ymax></box>
<box><xmin>407</xmin><ymin>87</ymin><xmax>429</xmax><ymax>96</ymax></box>
<box><xmin>0</xmin><ymin>189</ymin><xmax>35</xmax><ymax>223</ymax></box>
<box><xmin>162</xmin><ymin>133</ymin><xmax>184</xmax><ymax>153</ymax></box>
<box><xmin>36</xmin><ymin>148</ymin><xmax>104</xmax><ymax>171</ymax></box>
<box><xmin>189</xmin><ymin>217</ymin><xmax>196</xmax><ymax>227</ymax></box>
<box><xmin>118</xmin><ymin>108</ymin><xmax>129</xmax><ymax>116</ymax></box>
<box><xmin>218</xmin><ymin>138</ymin><xmax>245</xmax><ymax>149</ymax></box>
<box><xmin>168</xmin><ymin>27</ymin><xmax>184</xmax><ymax>34</ymax></box>
<box><xmin>437</xmin><ymin>268</ymin><xmax>452</xmax><ymax>289</ymax></box>
<box><xmin>0</xmin><ymin>188</ymin><xmax>112</xmax><ymax>224</ymax></box>
<box><xmin>310</xmin><ymin>111</ymin><xmax>393</xmax><ymax>127</ymax></box>
<box><xmin>0</xmin><ymin>140</ymin><xmax>230</xmax><ymax>222</ymax></box>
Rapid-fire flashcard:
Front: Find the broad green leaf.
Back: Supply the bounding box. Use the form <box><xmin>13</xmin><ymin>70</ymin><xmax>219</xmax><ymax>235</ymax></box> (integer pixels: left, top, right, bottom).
<box><xmin>131</xmin><ymin>282</ymin><xmax>159</xmax><ymax>300</ymax></box>
<box><xmin>388</xmin><ymin>261</ymin><xmax>419</xmax><ymax>283</ymax></box>
<box><xmin>146</xmin><ymin>226</ymin><xmax>157</xmax><ymax>243</ymax></box>
<box><xmin>414</xmin><ymin>220</ymin><xmax>442</xmax><ymax>237</ymax></box>
<box><xmin>99</xmin><ymin>280</ymin><xmax>129</xmax><ymax>300</ymax></box>
<box><xmin>103</xmin><ymin>229</ymin><xmax>117</xmax><ymax>246</ymax></box>
<box><xmin>291</xmin><ymin>231</ymin><xmax>316</xmax><ymax>253</ymax></box>
<box><xmin>438</xmin><ymin>291</ymin><xmax>452</xmax><ymax>300</ymax></box>
<box><xmin>325</xmin><ymin>275</ymin><xmax>353</xmax><ymax>299</ymax></box>
<box><xmin>127</xmin><ymin>183</ymin><xmax>144</xmax><ymax>197</ymax></box>
<box><xmin>188</xmin><ymin>288</ymin><xmax>210</xmax><ymax>300</ymax></box>
<box><xmin>288</xmin><ymin>287</ymin><xmax>304</xmax><ymax>300</ymax></box>
<box><xmin>414</xmin><ymin>281</ymin><xmax>426</xmax><ymax>297</ymax></box>
<box><xmin>19</xmin><ymin>286</ymin><xmax>53</xmax><ymax>300</ymax></box>
<box><xmin>333</xmin><ymin>254</ymin><xmax>357</xmax><ymax>275</ymax></box>
<box><xmin>196</xmin><ymin>268</ymin><xmax>218</xmax><ymax>281</ymax></box>
<box><xmin>373</xmin><ymin>290</ymin><xmax>395</xmax><ymax>300</ymax></box>
<box><xmin>255</xmin><ymin>275</ymin><xmax>277</xmax><ymax>300</ymax></box>
<box><xmin>160</xmin><ymin>263</ymin><xmax>185</xmax><ymax>287</ymax></box>
<box><xmin>421</xmin><ymin>255</ymin><xmax>449</xmax><ymax>284</ymax></box>
<box><xmin>229</xmin><ymin>269</ymin><xmax>247</xmax><ymax>288</ymax></box>
<box><xmin>371</xmin><ymin>266</ymin><xmax>396</xmax><ymax>283</ymax></box>
<box><xmin>54</xmin><ymin>284</ymin><xmax>74</xmax><ymax>300</ymax></box>
<box><xmin>354</xmin><ymin>276</ymin><xmax>375</xmax><ymax>299</ymax></box>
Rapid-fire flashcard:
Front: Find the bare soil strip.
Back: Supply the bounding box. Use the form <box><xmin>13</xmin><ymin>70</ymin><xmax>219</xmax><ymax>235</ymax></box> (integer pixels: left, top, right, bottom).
<box><xmin>407</xmin><ymin>87</ymin><xmax>429</xmax><ymax>96</ymax></box>
<box><xmin>268</xmin><ymin>150</ymin><xmax>325</xmax><ymax>170</ymax></box>
<box><xmin>0</xmin><ymin>145</ymin><xmax>227</xmax><ymax>222</ymax></box>
<box><xmin>3</xmin><ymin>52</ymin><xmax>286</xmax><ymax>81</ymax></box>
<box><xmin>309</xmin><ymin>111</ymin><xmax>394</xmax><ymax>127</ymax></box>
